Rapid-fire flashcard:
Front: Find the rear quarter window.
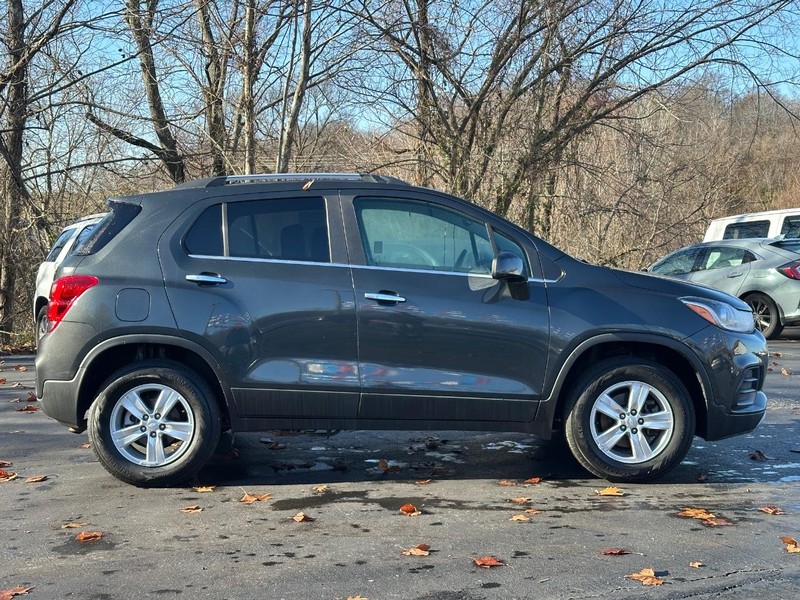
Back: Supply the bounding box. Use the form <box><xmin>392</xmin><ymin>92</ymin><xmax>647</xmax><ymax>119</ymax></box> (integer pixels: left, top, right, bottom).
<box><xmin>76</xmin><ymin>201</ymin><xmax>141</xmax><ymax>255</ymax></box>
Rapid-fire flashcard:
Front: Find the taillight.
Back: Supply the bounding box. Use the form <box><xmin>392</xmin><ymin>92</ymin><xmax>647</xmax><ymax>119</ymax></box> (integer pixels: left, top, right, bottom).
<box><xmin>777</xmin><ymin>260</ymin><xmax>800</xmax><ymax>280</ymax></box>
<box><xmin>47</xmin><ymin>275</ymin><xmax>99</xmax><ymax>332</ymax></box>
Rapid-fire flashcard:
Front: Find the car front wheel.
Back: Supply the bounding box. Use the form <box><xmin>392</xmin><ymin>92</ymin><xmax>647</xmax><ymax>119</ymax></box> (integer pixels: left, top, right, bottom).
<box><xmin>564</xmin><ymin>358</ymin><xmax>695</xmax><ymax>482</ymax></box>
<box><xmin>745</xmin><ymin>292</ymin><xmax>783</xmax><ymax>339</ymax></box>
<box><xmin>88</xmin><ymin>361</ymin><xmax>221</xmax><ymax>486</ymax></box>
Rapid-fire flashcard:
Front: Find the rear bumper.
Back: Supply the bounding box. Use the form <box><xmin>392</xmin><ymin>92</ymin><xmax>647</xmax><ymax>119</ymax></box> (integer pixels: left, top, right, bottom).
<box><xmin>40</xmin><ymin>376</ymin><xmax>85</xmax><ymax>431</ymax></box>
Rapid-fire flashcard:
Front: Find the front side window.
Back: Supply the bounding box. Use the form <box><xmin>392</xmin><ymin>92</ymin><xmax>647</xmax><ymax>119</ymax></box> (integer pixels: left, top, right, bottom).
<box><xmin>354</xmin><ymin>198</ymin><xmax>527</xmax><ymax>276</ymax></box>
<box><xmin>650</xmin><ymin>248</ymin><xmax>703</xmax><ymax>276</ymax></box>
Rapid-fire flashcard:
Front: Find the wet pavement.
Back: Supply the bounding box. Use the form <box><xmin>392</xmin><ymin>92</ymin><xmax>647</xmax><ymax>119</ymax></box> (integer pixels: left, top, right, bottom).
<box><xmin>1</xmin><ymin>340</ymin><xmax>799</xmax><ymax>599</ymax></box>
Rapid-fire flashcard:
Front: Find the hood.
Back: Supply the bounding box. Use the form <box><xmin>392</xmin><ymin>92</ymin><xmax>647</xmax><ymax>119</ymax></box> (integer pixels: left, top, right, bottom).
<box><xmin>611</xmin><ymin>268</ymin><xmax>752</xmax><ymax>312</ymax></box>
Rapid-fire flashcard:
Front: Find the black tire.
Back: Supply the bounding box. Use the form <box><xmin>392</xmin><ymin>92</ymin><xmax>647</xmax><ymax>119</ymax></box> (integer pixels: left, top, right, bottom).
<box><xmin>88</xmin><ymin>360</ymin><xmax>221</xmax><ymax>487</ymax></box>
<box><xmin>35</xmin><ymin>306</ymin><xmax>48</xmax><ymax>345</ymax></box>
<box><xmin>745</xmin><ymin>292</ymin><xmax>783</xmax><ymax>339</ymax></box>
<box><xmin>563</xmin><ymin>358</ymin><xmax>695</xmax><ymax>482</ymax></box>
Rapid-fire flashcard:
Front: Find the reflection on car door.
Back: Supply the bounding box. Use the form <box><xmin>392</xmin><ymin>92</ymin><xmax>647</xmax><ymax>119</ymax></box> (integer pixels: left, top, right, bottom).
<box><xmin>342</xmin><ymin>193</ymin><xmax>550</xmax><ymax>425</ymax></box>
<box><xmin>687</xmin><ymin>247</ymin><xmax>753</xmax><ymax>297</ymax></box>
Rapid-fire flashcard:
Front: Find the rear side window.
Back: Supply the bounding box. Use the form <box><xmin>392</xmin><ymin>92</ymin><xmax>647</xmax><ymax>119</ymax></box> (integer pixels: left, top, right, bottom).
<box><xmin>76</xmin><ymin>202</ymin><xmax>141</xmax><ymax>255</ymax></box>
<box><xmin>45</xmin><ymin>229</ymin><xmax>74</xmax><ymax>262</ymax></box>
<box><xmin>185</xmin><ymin>205</ymin><xmax>223</xmax><ymax>256</ymax></box>
<box><xmin>723</xmin><ymin>220</ymin><xmax>769</xmax><ymax>239</ymax></box>
<box><xmin>227</xmin><ymin>198</ymin><xmax>329</xmax><ymax>262</ymax></box>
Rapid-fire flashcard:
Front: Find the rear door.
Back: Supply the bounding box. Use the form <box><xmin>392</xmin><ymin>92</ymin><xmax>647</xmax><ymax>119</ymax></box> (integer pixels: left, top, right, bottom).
<box><xmin>341</xmin><ymin>191</ymin><xmax>550</xmax><ymax>426</ymax></box>
<box><xmin>159</xmin><ymin>191</ymin><xmax>359</xmax><ymax>422</ymax></box>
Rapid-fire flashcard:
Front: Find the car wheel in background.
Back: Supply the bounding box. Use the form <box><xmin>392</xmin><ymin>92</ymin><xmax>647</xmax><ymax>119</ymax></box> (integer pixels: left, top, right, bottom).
<box><xmin>745</xmin><ymin>292</ymin><xmax>783</xmax><ymax>339</ymax></box>
<box><xmin>564</xmin><ymin>358</ymin><xmax>695</xmax><ymax>482</ymax></box>
<box><xmin>88</xmin><ymin>361</ymin><xmax>221</xmax><ymax>487</ymax></box>
<box><xmin>35</xmin><ymin>306</ymin><xmax>48</xmax><ymax>344</ymax></box>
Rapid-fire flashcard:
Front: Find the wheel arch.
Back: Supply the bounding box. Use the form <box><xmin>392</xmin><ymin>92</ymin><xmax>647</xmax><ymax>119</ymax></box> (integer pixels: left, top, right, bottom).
<box><xmin>739</xmin><ymin>290</ymin><xmax>785</xmax><ymax>322</ymax></box>
<box><xmin>541</xmin><ymin>334</ymin><xmax>709</xmax><ymax>439</ymax></box>
<box><xmin>74</xmin><ymin>335</ymin><xmax>233</xmax><ymax>432</ymax></box>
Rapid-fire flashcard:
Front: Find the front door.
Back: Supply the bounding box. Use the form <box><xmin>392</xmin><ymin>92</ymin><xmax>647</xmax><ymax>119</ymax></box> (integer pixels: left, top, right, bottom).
<box><xmin>342</xmin><ymin>193</ymin><xmax>550</xmax><ymax>426</ymax></box>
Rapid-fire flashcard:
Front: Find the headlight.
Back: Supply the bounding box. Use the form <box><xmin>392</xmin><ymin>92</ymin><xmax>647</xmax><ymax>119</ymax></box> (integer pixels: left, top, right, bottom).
<box><xmin>680</xmin><ymin>297</ymin><xmax>755</xmax><ymax>333</ymax></box>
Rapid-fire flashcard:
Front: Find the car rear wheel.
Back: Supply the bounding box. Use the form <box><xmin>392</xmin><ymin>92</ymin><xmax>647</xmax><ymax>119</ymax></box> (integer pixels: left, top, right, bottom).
<box><xmin>88</xmin><ymin>361</ymin><xmax>221</xmax><ymax>487</ymax></box>
<box><xmin>745</xmin><ymin>292</ymin><xmax>783</xmax><ymax>339</ymax></box>
<box><xmin>35</xmin><ymin>306</ymin><xmax>48</xmax><ymax>344</ymax></box>
<box><xmin>564</xmin><ymin>358</ymin><xmax>694</xmax><ymax>482</ymax></box>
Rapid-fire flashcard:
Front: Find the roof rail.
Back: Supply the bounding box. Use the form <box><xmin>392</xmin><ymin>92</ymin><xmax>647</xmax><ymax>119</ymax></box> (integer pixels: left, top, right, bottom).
<box><xmin>172</xmin><ymin>172</ymin><xmax>410</xmax><ymax>190</ymax></box>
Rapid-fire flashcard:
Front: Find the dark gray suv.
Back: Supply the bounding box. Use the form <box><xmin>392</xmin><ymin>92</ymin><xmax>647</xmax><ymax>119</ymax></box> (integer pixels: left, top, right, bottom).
<box><xmin>36</xmin><ymin>174</ymin><xmax>768</xmax><ymax>486</ymax></box>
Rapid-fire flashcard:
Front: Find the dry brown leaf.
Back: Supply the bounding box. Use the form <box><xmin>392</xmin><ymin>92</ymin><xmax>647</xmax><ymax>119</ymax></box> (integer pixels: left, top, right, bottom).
<box><xmin>193</xmin><ymin>485</ymin><xmax>216</xmax><ymax>493</ymax></box>
<box><xmin>702</xmin><ymin>517</ymin><xmax>733</xmax><ymax>527</ymax></box>
<box><xmin>473</xmin><ymin>556</ymin><xmax>504</xmax><ymax>568</ymax></box>
<box><xmin>24</xmin><ymin>475</ymin><xmax>47</xmax><ymax>483</ymax></box>
<box><xmin>0</xmin><ymin>460</ymin><xmax>11</xmax><ymax>467</ymax></box>
<box><xmin>524</xmin><ymin>508</ymin><xmax>542</xmax><ymax>515</ymax></box>
<box><xmin>80</xmin><ymin>443</ymin><xmax>91</xmax><ymax>449</ymax></box>
<box><xmin>0</xmin><ymin>586</ymin><xmax>33</xmax><ymax>600</ymax></box>
<box><xmin>75</xmin><ymin>530</ymin><xmax>103</xmax><ymax>542</ymax></box>
<box><xmin>523</xmin><ymin>477</ymin><xmax>543</xmax><ymax>484</ymax></box>
<box><xmin>13</xmin><ymin>365</ymin><xmax>28</xmax><ymax>372</ymax></box>
<box><xmin>346</xmin><ymin>596</ymin><xmax>367</xmax><ymax>600</ymax></box>
<box><xmin>774</xmin><ymin>352</ymin><xmax>783</xmax><ymax>358</ymax></box>
<box><xmin>0</xmin><ymin>378</ymin><xmax>6</xmax><ymax>385</ymax></box>
<box><xmin>239</xmin><ymin>491</ymin><xmax>271</xmax><ymax>504</ymax></box>
<box><xmin>497</xmin><ymin>480</ymin><xmax>517</xmax><ymax>486</ymax></box>
<box><xmin>292</xmin><ymin>512</ymin><xmax>314</xmax><ymax>522</ymax></box>
<box><xmin>26</xmin><ymin>393</ymin><xmax>37</xmax><ymax>402</ymax></box>
<box><xmin>377</xmin><ymin>459</ymin><xmax>401</xmax><ymax>473</ymax></box>
<box><xmin>400</xmin><ymin>503</ymin><xmax>422</xmax><ymax>517</ymax></box>
<box><xmin>601</xmin><ymin>548</ymin><xmax>631</xmax><ymax>556</ymax></box>
<box><xmin>401</xmin><ymin>543</ymin><xmax>431</xmax><ymax>556</ymax></box>
<box><xmin>750</xmin><ymin>450</ymin><xmax>772</xmax><ymax>460</ymax></box>
<box><xmin>689</xmin><ymin>561</ymin><xmax>704</xmax><ymax>568</ymax></box>
<box><xmin>302</xmin><ymin>179</ymin><xmax>315</xmax><ymax>191</ymax></box>
<box><xmin>780</xmin><ymin>536</ymin><xmax>800</xmax><ymax>553</ymax></box>
<box><xmin>678</xmin><ymin>507</ymin><xmax>716</xmax><ymax>520</ymax></box>
<box><xmin>415</xmin><ymin>479</ymin><xmax>432</xmax><ymax>486</ymax></box>
<box><xmin>180</xmin><ymin>505</ymin><xmax>203</xmax><ymax>513</ymax></box>
<box><xmin>759</xmin><ymin>505</ymin><xmax>785</xmax><ymax>515</ymax></box>
<box><xmin>510</xmin><ymin>497</ymin><xmax>530</xmax><ymax>505</ymax></box>
<box><xmin>61</xmin><ymin>522</ymin><xmax>88</xmax><ymax>529</ymax></box>
<box><xmin>781</xmin><ymin>367</ymin><xmax>792</xmax><ymax>376</ymax></box>
<box><xmin>509</xmin><ymin>514</ymin><xmax>530</xmax><ymax>522</ymax></box>
<box><xmin>312</xmin><ymin>484</ymin><xmax>328</xmax><ymax>494</ymax></box>
<box><xmin>0</xmin><ymin>470</ymin><xmax>18</xmax><ymax>483</ymax></box>
<box><xmin>595</xmin><ymin>486</ymin><xmax>624</xmax><ymax>496</ymax></box>
<box><xmin>15</xmin><ymin>405</ymin><xmax>38</xmax><ymax>412</ymax></box>
<box><xmin>625</xmin><ymin>567</ymin><xmax>664</xmax><ymax>586</ymax></box>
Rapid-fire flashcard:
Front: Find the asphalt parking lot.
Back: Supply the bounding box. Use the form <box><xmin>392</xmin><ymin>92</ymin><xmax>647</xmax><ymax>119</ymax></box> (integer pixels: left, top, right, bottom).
<box><xmin>1</xmin><ymin>337</ymin><xmax>799</xmax><ymax>600</ymax></box>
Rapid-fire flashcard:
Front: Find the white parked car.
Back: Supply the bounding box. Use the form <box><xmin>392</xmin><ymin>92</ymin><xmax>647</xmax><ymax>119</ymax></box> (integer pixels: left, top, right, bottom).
<box><xmin>33</xmin><ymin>213</ymin><xmax>106</xmax><ymax>341</ymax></box>
<box><xmin>704</xmin><ymin>207</ymin><xmax>800</xmax><ymax>241</ymax></box>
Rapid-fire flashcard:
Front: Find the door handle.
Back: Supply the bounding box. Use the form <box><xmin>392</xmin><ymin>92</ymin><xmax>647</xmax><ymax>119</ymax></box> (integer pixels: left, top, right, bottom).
<box><xmin>365</xmin><ymin>292</ymin><xmax>406</xmax><ymax>304</ymax></box>
<box><xmin>186</xmin><ymin>273</ymin><xmax>228</xmax><ymax>286</ymax></box>
<box><xmin>727</xmin><ymin>272</ymin><xmax>744</xmax><ymax>278</ymax></box>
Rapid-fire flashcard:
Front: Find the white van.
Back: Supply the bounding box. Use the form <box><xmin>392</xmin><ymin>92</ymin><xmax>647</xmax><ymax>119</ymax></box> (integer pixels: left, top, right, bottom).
<box><xmin>703</xmin><ymin>207</ymin><xmax>800</xmax><ymax>241</ymax></box>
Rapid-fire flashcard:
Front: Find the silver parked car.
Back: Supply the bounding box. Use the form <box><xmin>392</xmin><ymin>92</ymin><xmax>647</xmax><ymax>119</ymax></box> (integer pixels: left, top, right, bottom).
<box><xmin>647</xmin><ymin>238</ymin><xmax>800</xmax><ymax>338</ymax></box>
<box><xmin>33</xmin><ymin>213</ymin><xmax>106</xmax><ymax>341</ymax></box>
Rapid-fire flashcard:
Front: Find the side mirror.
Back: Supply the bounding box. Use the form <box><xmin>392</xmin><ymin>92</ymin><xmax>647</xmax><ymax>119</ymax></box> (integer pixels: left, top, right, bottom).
<box><xmin>492</xmin><ymin>251</ymin><xmax>526</xmax><ymax>283</ymax></box>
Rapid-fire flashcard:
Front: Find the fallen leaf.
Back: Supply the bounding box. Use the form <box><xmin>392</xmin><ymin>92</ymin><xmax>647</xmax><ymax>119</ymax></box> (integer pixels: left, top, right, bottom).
<box><xmin>0</xmin><ymin>460</ymin><xmax>12</xmax><ymax>467</ymax></box>
<box><xmin>602</xmin><ymin>548</ymin><xmax>630</xmax><ymax>556</ymax></box>
<box><xmin>779</xmin><ymin>536</ymin><xmax>800</xmax><ymax>553</ymax></box>
<box><xmin>312</xmin><ymin>484</ymin><xmax>328</xmax><ymax>494</ymax></box>
<box><xmin>180</xmin><ymin>505</ymin><xmax>203</xmax><ymax>513</ymax></box>
<box><xmin>523</xmin><ymin>477</ymin><xmax>543</xmax><ymax>484</ymax></box>
<box><xmin>497</xmin><ymin>480</ymin><xmax>517</xmax><ymax>486</ymax></box>
<box><xmin>773</xmin><ymin>352</ymin><xmax>782</xmax><ymax>357</ymax></box>
<box><xmin>401</xmin><ymin>543</ymin><xmax>431</xmax><ymax>556</ymax></box>
<box><xmin>524</xmin><ymin>508</ymin><xmax>542</xmax><ymax>515</ymax></box>
<box><xmin>689</xmin><ymin>561</ymin><xmax>704</xmax><ymax>568</ymax></box>
<box><xmin>702</xmin><ymin>517</ymin><xmax>733</xmax><ymax>527</ymax></box>
<box><xmin>781</xmin><ymin>367</ymin><xmax>792</xmax><ymax>376</ymax></box>
<box><xmin>61</xmin><ymin>522</ymin><xmax>88</xmax><ymax>529</ymax></box>
<box><xmin>75</xmin><ymin>530</ymin><xmax>103</xmax><ymax>542</ymax></box>
<box><xmin>346</xmin><ymin>596</ymin><xmax>367</xmax><ymax>600</ymax></box>
<box><xmin>473</xmin><ymin>556</ymin><xmax>504</xmax><ymax>568</ymax></box>
<box><xmin>749</xmin><ymin>450</ymin><xmax>772</xmax><ymax>460</ymax></box>
<box><xmin>510</xmin><ymin>497</ymin><xmax>530</xmax><ymax>505</ymax></box>
<box><xmin>9</xmin><ymin>397</ymin><xmax>21</xmax><ymax>403</ymax></box>
<box><xmin>759</xmin><ymin>505</ymin><xmax>785</xmax><ymax>515</ymax></box>
<box><xmin>0</xmin><ymin>586</ymin><xmax>33</xmax><ymax>600</ymax></box>
<box><xmin>13</xmin><ymin>365</ymin><xmax>28</xmax><ymax>372</ymax></box>
<box><xmin>24</xmin><ymin>475</ymin><xmax>47</xmax><ymax>483</ymax></box>
<box><xmin>625</xmin><ymin>567</ymin><xmax>664</xmax><ymax>586</ymax></box>
<box><xmin>292</xmin><ymin>512</ymin><xmax>314</xmax><ymax>522</ymax></box>
<box><xmin>302</xmin><ymin>179</ymin><xmax>315</xmax><ymax>190</ymax></box>
<box><xmin>400</xmin><ymin>503</ymin><xmax>422</xmax><ymax>517</ymax></box>
<box><xmin>26</xmin><ymin>393</ymin><xmax>37</xmax><ymax>402</ymax></box>
<box><xmin>15</xmin><ymin>405</ymin><xmax>38</xmax><ymax>412</ymax></box>
<box><xmin>0</xmin><ymin>378</ymin><xmax>6</xmax><ymax>385</ymax></box>
<box><xmin>0</xmin><ymin>470</ymin><xmax>18</xmax><ymax>483</ymax></box>
<box><xmin>678</xmin><ymin>507</ymin><xmax>716</xmax><ymax>520</ymax></box>
<box><xmin>595</xmin><ymin>486</ymin><xmax>624</xmax><ymax>496</ymax></box>
<box><xmin>80</xmin><ymin>443</ymin><xmax>91</xmax><ymax>449</ymax></box>
<box><xmin>509</xmin><ymin>514</ymin><xmax>530</xmax><ymax>522</ymax></box>
<box><xmin>378</xmin><ymin>459</ymin><xmax>401</xmax><ymax>473</ymax></box>
<box><xmin>415</xmin><ymin>479</ymin><xmax>432</xmax><ymax>486</ymax></box>
<box><xmin>193</xmin><ymin>485</ymin><xmax>216</xmax><ymax>493</ymax></box>
<box><xmin>239</xmin><ymin>491</ymin><xmax>271</xmax><ymax>504</ymax></box>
